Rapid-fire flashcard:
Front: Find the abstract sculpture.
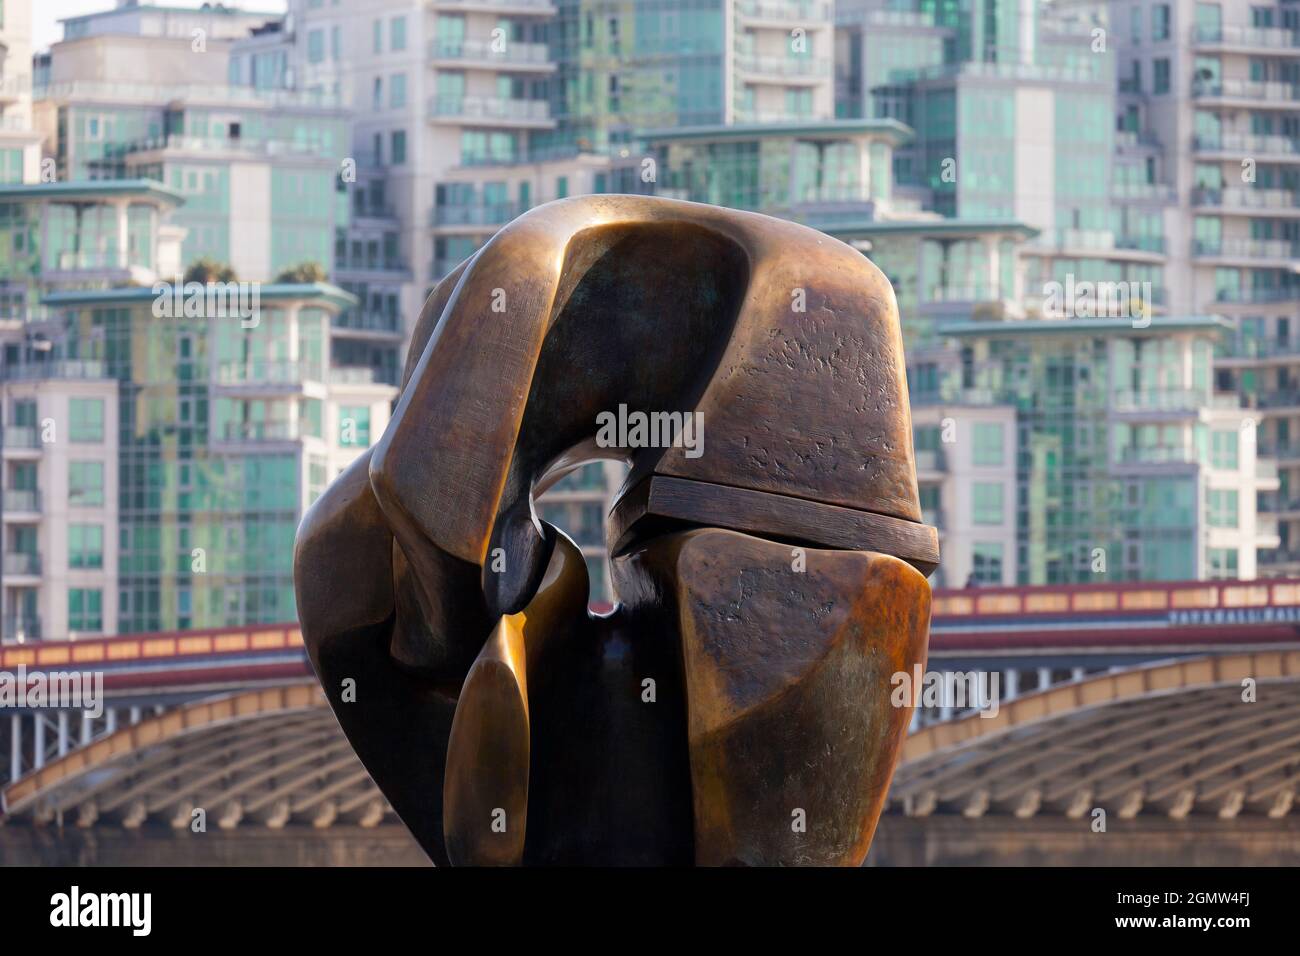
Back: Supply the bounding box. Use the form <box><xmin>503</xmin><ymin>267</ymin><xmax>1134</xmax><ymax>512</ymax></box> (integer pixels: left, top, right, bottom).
<box><xmin>294</xmin><ymin>195</ymin><xmax>938</xmax><ymax>865</ymax></box>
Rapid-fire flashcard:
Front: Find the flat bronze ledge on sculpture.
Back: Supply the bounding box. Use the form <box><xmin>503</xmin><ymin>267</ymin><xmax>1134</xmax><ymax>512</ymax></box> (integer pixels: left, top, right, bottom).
<box><xmin>293</xmin><ymin>194</ymin><xmax>938</xmax><ymax>866</ymax></box>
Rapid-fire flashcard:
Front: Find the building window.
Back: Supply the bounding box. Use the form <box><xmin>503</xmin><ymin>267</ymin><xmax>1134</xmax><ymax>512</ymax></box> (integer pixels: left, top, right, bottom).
<box><xmin>1152</xmin><ymin>4</ymin><xmax>1171</xmax><ymax>41</ymax></box>
<box><xmin>1153</xmin><ymin>58</ymin><xmax>1170</xmax><ymax>94</ymax></box>
<box><xmin>971</xmin><ymin>542</ymin><xmax>1003</xmax><ymax>585</ymax></box>
<box><xmin>1207</xmin><ymin>547</ymin><xmax>1238</xmax><ymax>579</ymax></box>
<box><xmin>1207</xmin><ymin>488</ymin><xmax>1238</xmax><ymax>528</ymax></box>
<box><xmin>340</xmin><ymin>405</ymin><xmax>371</xmax><ymax>446</ymax></box>
<box><xmin>391</xmin><ymin>73</ymin><xmax>407</xmax><ymax>109</ymax></box>
<box><xmin>68</xmin><ymin>588</ymin><xmax>103</xmax><ymax>632</ymax></box>
<box><xmin>373</xmin><ymin>19</ymin><xmax>382</xmax><ymax>54</ymax></box>
<box><xmin>973</xmin><ymin>482</ymin><xmax>1004</xmax><ymax>525</ymax></box>
<box><xmin>391</xmin><ymin>15</ymin><xmax>407</xmax><ymax>52</ymax></box>
<box><xmin>972</xmin><ymin>422</ymin><xmax>1004</xmax><ymax>466</ymax></box>
<box><xmin>308</xmin><ymin>29</ymin><xmax>325</xmax><ymax>64</ymax></box>
<box><xmin>69</xmin><ymin>524</ymin><xmax>104</xmax><ymax>569</ymax></box>
<box><xmin>69</xmin><ymin>397</ymin><xmax>104</xmax><ymax>442</ymax></box>
<box><xmin>556</xmin><ymin>176</ymin><xmax>568</xmax><ymax>199</ymax></box>
<box><xmin>1210</xmin><ymin>430</ymin><xmax>1238</xmax><ymax>469</ymax></box>
<box><xmin>391</xmin><ymin>130</ymin><xmax>407</xmax><ymax>165</ymax></box>
<box><xmin>69</xmin><ymin>461</ymin><xmax>105</xmax><ymax>507</ymax></box>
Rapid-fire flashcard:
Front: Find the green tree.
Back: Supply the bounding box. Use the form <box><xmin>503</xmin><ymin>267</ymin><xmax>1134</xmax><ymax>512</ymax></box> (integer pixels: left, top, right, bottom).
<box><xmin>184</xmin><ymin>257</ymin><xmax>237</xmax><ymax>283</ymax></box>
<box><xmin>274</xmin><ymin>261</ymin><xmax>328</xmax><ymax>284</ymax></box>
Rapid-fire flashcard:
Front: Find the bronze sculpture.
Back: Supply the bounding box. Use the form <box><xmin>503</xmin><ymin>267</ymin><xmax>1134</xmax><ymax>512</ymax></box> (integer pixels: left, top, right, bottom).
<box><xmin>294</xmin><ymin>195</ymin><xmax>937</xmax><ymax>865</ymax></box>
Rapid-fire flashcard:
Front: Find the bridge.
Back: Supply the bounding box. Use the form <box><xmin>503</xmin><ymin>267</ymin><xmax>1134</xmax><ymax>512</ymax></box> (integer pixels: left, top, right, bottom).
<box><xmin>2</xmin><ymin>578</ymin><xmax>1299</xmax><ymax>865</ymax></box>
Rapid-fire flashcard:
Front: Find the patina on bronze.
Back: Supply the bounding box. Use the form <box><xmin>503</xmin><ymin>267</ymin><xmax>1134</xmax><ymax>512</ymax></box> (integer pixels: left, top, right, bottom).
<box><xmin>294</xmin><ymin>195</ymin><xmax>937</xmax><ymax>866</ymax></box>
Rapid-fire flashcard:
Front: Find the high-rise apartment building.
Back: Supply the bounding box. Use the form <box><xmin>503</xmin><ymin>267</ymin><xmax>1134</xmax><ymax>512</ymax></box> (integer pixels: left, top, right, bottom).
<box><xmin>0</xmin><ymin>176</ymin><xmax>394</xmax><ymax>639</ymax></box>
<box><xmin>0</xmin><ymin>0</ymin><xmax>42</xmax><ymax>187</ymax></box>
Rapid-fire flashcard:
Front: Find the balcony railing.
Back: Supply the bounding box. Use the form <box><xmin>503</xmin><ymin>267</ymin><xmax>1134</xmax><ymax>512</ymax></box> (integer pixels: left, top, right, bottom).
<box><xmin>221</xmin><ymin>421</ymin><xmax>302</xmax><ymax>442</ymax></box>
<box><xmin>333</xmin><ymin>312</ymin><xmax>401</xmax><ymax>333</ymax></box>
<box><xmin>1193</xmin><ymin>78</ymin><xmax>1300</xmax><ymax>102</ymax></box>
<box><xmin>2</xmin><ymin>359</ymin><xmax>108</xmax><ymax>380</ymax></box>
<box><xmin>1220</xmin><ymin>336</ymin><xmax>1300</xmax><ymax>359</ymax></box>
<box><xmin>914</xmin><ymin>449</ymin><xmax>947</xmax><ymax>472</ymax></box>
<box><xmin>54</xmin><ymin>251</ymin><xmax>130</xmax><ymax>271</ymax></box>
<box><xmin>427</xmin><ymin>95</ymin><xmax>551</xmax><ymax>123</ymax></box>
<box><xmin>3</xmin><ymin>552</ymin><xmax>42</xmax><ymax>575</ymax></box>
<box><xmin>216</xmin><ymin>361</ymin><xmax>322</xmax><ymax>386</ymax></box>
<box><xmin>1193</xmin><ymin>186</ymin><xmax>1300</xmax><ymax>211</ymax></box>
<box><xmin>739</xmin><ymin>0</ymin><xmax>832</xmax><ymax>22</ymax></box>
<box><xmin>735</xmin><ymin>54</ymin><xmax>831</xmax><ymax>78</ymax></box>
<box><xmin>432</xmin><ymin>202</ymin><xmax>529</xmax><ymax>227</ymax></box>
<box><xmin>428</xmin><ymin>39</ymin><xmax>552</xmax><ymax>66</ymax></box>
<box><xmin>1117</xmin><ymin>445</ymin><xmax>1195</xmax><ymax>465</ymax></box>
<box><xmin>1194</xmin><ymin>237</ymin><xmax>1300</xmax><ymax>259</ymax></box>
<box><xmin>426</xmin><ymin>0</ymin><xmax>556</xmax><ymax>10</ymax></box>
<box><xmin>327</xmin><ymin>367</ymin><xmax>380</xmax><ymax>385</ymax></box>
<box><xmin>1</xmin><ymin>616</ymin><xmax>42</xmax><ymax>642</ymax></box>
<box><xmin>1</xmin><ymin>427</ymin><xmax>40</xmax><ymax>450</ymax></box>
<box><xmin>1194</xmin><ymin>132</ymin><xmax>1300</xmax><ymax>157</ymax></box>
<box><xmin>2</xmin><ymin>489</ymin><xmax>41</xmax><ymax>512</ymax></box>
<box><xmin>1111</xmin><ymin>389</ymin><xmax>1203</xmax><ymax>412</ymax></box>
<box><xmin>1193</xmin><ymin>25</ymin><xmax>1300</xmax><ymax>49</ymax></box>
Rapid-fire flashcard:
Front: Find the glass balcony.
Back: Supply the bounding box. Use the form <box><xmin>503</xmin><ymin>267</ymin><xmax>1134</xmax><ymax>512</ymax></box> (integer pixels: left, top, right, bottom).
<box><xmin>3</xmin><ymin>359</ymin><xmax>108</xmax><ymax>380</ymax></box>
<box><xmin>1192</xmin><ymin>186</ymin><xmax>1300</xmax><ymax>211</ymax></box>
<box><xmin>216</xmin><ymin>361</ymin><xmax>322</xmax><ymax>385</ymax></box>
<box><xmin>1111</xmin><ymin>389</ymin><xmax>1203</xmax><ymax>412</ymax></box>
<box><xmin>3</xmin><ymin>552</ymin><xmax>42</xmax><ymax>575</ymax></box>
<box><xmin>1</xmin><ymin>616</ymin><xmax>41</xmax><ymax>642</ymax></box>
<box><xmin>1194</xmin><ymin>132</ymin><xmax>1300</xmax><ymax>157</ymax></box>
<box><xmin>1</xmin><ymin>427</ymin><xmax>40</xmax><ymax>450</ymax></box>
<box><xmin>428</xmin><ymin>39</ymin><xmax>553</xmax><ymax>67</ymax></box>
<box><xmin>427</xmin><ymin>95</ymin><xmax>552</xmax><ymax>123</ymax></box>
<box><xmin>1194</xmin><ymin>237</ymin><xmax>1300</xmax><ymax>259</ymax></box>
<box><xmin>1193</xmin><ymin>25</ymin><xmax>1300</xmax><ymax>50</ymax></box>
<box><xmin>432</xmin><ymin>202</ymin><xmax>529</xmax><ymax>227</ymax></box>
<box><xmin>735</xmin><ymin>54</ymin><xmax>831</xmax><ymax>78</ymax></box>
<box><xmin>914</xmin><ymin>448</ymin><xmax>947</xmax><ymax>472</ymax></box>
<box><xmin>426</xmin><ymin>0</ymin><xmax>556</xmax><ymax>13</ymax></box>
<box><xmin>327</xmin><ymin>367</ymin><xmax>380</xmax><ymax>385</ymax></box>
<box><xmin>333</xmin><ymin>312</ymin><xmax>401</xmax><ymax>334</ymax></box>
<box><xmin>2</xmin><ymin>489</ymin><xmax>41</xmax><ymax>513</ymax></box>
<box><xmin>738</xmin><ymin>0</ymin><xmax>832</xmax><ymax>22</ymax></box>
<box><xmin>220</xmin><ymin>421</ymin><xmax>303</xmax><ymax>442</ymax></box>
<box><xmin>1193</xmin><ymin>78</ymin><xmax>1300</xmax><ymax>102</ymax></box>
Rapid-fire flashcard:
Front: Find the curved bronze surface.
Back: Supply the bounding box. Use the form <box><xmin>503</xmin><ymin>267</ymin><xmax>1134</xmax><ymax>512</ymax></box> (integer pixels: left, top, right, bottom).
<box><xmin>294</xmin><ymin>195</ymin><xmax>936</xmax><ymax>865</ymax></box>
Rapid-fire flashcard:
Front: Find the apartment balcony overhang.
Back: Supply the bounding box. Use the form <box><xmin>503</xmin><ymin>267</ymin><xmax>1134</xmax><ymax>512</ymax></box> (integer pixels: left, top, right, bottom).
<box><xmin>426</xmin><ymin>95</ymin><xmax>555</xmax><ymax>130</ymax></box>
<box><xmin>424</xmin><ymin>0</ymin><xmax>557</xmax><ymax>18</ymax></box>
<box><xmin>737</xmin><ymin>0</ymin><xmax>832</xmax><ymax>29</ymax></box>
